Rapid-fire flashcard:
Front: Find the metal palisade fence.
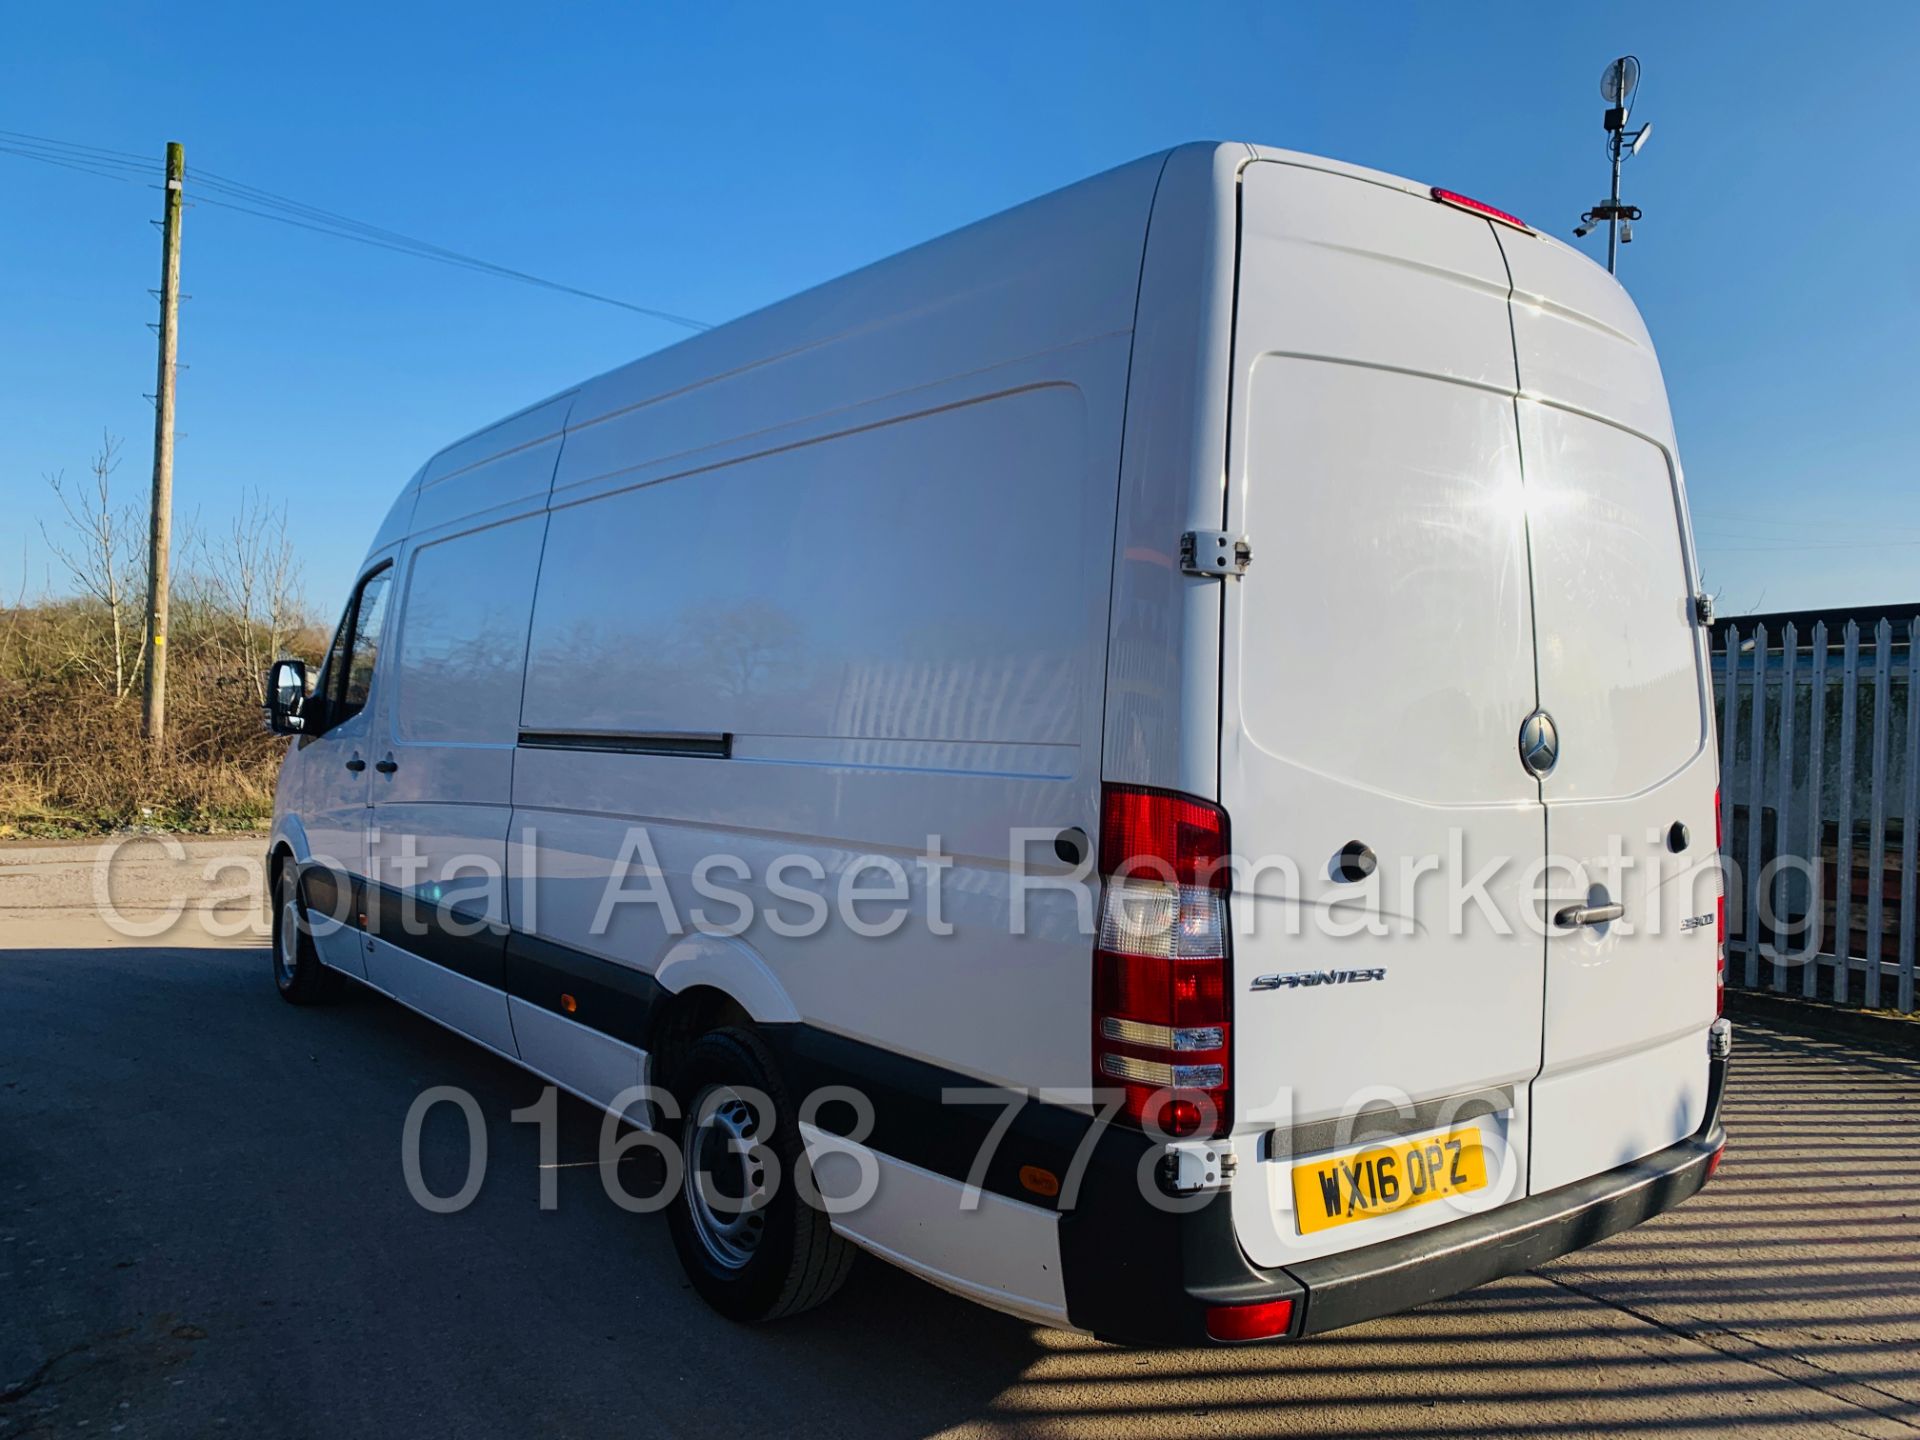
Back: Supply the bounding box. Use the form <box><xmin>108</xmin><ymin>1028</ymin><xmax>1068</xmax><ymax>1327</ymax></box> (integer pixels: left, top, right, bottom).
<box><xmin>1713</xmin><ymin>614</ymin><xmax>1919</xmax><ymax>1014</ymax></box>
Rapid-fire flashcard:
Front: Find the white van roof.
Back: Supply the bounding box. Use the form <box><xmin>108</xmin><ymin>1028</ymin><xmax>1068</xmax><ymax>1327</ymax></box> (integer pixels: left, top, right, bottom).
<box><xmin>383</xmin><ymin>141</ymin><xmax>1661</xmax><ymax>550</ymax></box>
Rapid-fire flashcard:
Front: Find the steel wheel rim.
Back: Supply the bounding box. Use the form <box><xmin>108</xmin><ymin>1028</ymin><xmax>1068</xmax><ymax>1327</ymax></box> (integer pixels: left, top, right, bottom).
<box><xmin>275</xmin><ymin>887</ymin><xmax>301</xmax><ymax>988</ymax></box>
<box><xmin>686</xmin><ymin>1083</ymin><xmax>772</xmax><ymax>1271</ymax></box>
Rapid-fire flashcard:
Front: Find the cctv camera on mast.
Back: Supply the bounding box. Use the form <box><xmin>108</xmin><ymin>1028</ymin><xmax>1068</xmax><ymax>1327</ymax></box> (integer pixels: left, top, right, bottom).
<box><xmin>1574</xmin><ymin>55</ymin><xmax>1653</xmax><ymax>274</ymax></box>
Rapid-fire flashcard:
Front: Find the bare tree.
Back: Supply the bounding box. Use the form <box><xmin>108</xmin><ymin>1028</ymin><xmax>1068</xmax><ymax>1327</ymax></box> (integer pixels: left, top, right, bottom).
<box><xmin>40</xmin><ymin>432</ymin><xmax>145</xmax><ymax>697</ymax></box>
<box><xmin>186</xmin><ymin>488</ymin><xmax>306</xmax><ymax>700</ymax></box>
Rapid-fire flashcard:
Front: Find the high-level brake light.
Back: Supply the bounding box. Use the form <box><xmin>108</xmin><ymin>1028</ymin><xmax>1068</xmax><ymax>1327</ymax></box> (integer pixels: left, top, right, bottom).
<box><xmin>1430</xmin><ymin>187</ymin><xmax>1534</xmax><ymax>234</ymax></box>
<box><xmin>1093</xmin><ymin>784</ymin><xmax>1232</xmax><ymax>1138</ymax></box>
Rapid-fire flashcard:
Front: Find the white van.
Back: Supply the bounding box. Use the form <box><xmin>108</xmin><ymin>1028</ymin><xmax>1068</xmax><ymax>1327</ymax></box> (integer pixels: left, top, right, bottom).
<box><xmin>264</xmin><ymin>142</ymin><xmax>1729</xmax><ymax>1346</ymax></box>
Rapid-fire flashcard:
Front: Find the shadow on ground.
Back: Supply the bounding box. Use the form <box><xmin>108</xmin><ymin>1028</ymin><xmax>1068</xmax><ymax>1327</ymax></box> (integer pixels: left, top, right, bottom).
<box><xmin>2</xmin><ymin>946</ymin><xmax>1917</xmax><ymax>1438</ymax></box>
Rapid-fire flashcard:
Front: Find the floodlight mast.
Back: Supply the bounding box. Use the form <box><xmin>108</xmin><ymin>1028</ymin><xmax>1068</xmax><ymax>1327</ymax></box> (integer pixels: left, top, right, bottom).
<box><xmin>1577</xmin><ymin>55</ymin><xmax>1651</xmax><ymax>275</ymax></box>
<box><xmin>1606</xmin><ymin>91</ymin><xmax>1625</xmax><ymax>273</ymax></box>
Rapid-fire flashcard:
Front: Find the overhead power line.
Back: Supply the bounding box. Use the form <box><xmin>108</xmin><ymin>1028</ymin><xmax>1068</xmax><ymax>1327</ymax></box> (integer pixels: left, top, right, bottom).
<box><xmin>0</xmin><ymin>129</ymin><xmax>151</xmax><ymax>164</ymax></box>
<box><xmin>0</xmin><ymin>129</ymin><xmax>711</xmax><ymax>331</ymax></box>
<box><xmin>0</xmin><ymin>139</ymin><xmax>150</xmax><ymax>185</ymax></box>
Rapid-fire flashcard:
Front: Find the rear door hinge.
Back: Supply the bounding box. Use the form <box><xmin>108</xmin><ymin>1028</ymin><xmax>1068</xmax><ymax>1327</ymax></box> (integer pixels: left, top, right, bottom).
<box><xmin>1181</xmin><ymin>531</ymin><xmax>1252</xmax><ymax>578</ymax></box>
<box><xmin>1163</xmin><ymin>1139</ymin><xmax>1236</xmax><ymax>1193</ymax></box>
<box><xmin>1693</xmin><ymin>591</ymin><xmax>1715</xmax><ymax>626</ymax></box>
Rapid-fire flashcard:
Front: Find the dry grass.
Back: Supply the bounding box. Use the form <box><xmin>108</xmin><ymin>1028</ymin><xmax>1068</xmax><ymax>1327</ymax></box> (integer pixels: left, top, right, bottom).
<box><xmin>0</xmin><ymin>599</ymin><xmax>325</xmax><ymax>837</ymax></box>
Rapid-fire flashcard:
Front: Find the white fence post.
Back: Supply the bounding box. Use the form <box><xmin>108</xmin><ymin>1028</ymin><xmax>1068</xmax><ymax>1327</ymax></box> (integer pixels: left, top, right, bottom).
<box><xmin>1720</xmin><ymin>622</ymin><xmax>1739</xmax><ymax>866</ymax></box>
<box><xmin>1772</xmin><ymin>624</ymin><xmax>1797</xmax><ymax>991</ymax></box>
<box><xmin>1744</xmin><ymin>624</ymin><xmax>1768</xmax><ymax>987</ymax></box>
<box><xmin>1899</xmin><ymin>618</ymin><xmax>1919</xmax><ymax>1016</ymax></box>
<box><xmin>1866</xmin><ymin>619</ymin><xmax>1893</xmax><ymax>1008</ymax></box>
<box><xmin>1709</xmin><ymin>613</ymin><xmax>1919</xmax><ymax>1015</ymax></box>
<box><xmin>1834</xmin><ymin>622</ymin><xmax>1861</xmax><ymax>1006</ymax></box>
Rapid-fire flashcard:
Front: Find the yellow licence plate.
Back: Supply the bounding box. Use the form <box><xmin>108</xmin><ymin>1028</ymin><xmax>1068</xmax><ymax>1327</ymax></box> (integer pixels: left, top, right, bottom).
<box><xmin>1291</xmin><ymin>1126</ymin><xmax>1489</xmax><ymax>1234</ymax></box>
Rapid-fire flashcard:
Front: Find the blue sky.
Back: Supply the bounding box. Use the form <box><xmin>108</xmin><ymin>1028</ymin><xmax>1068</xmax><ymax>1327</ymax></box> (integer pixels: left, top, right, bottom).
<box><xmin>4</xmin><ymin>3</ymin><xmax>1916</xmax><ymax>621</ymax></box>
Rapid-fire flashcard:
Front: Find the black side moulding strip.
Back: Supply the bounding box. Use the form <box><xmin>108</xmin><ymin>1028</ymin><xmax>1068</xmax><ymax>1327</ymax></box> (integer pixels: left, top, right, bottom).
<box><xmin>517</xmin><ymin>730</ymin><xmax>732</xmax><ymax>759</ymax></box>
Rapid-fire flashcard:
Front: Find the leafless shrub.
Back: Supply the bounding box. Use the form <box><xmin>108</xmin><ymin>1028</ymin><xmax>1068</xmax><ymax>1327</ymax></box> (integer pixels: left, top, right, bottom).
<box><xmin>38</xmin><ymin>432</ymin><xmax>145</xmax><ymax>698</ymax></box>
<box><xmin>182</xmin><ymin>488</ymin><xmax>305</xmax><ymax>702</ymax></box>
<box><xmin>3</xmin><ymin>435</ymin><xmax>326</xmax><ymax>835</ymax></box>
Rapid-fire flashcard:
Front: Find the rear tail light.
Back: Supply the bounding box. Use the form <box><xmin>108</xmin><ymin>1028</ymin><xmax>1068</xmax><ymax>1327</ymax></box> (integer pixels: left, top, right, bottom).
<box><xmin>1205</xmin><ymin>1297</ymin><xmax>1294</xmax><ymax>1343</ymax></box>
<box><xmin>1093</xmin><ymin>784</ymin><xmax>1232</xmax><ymax>1138</ymax></box>
<box><xmin>1430</xmin><ymin>187</ymin><xmax>1533</xmax><ymax>233</ymax></box>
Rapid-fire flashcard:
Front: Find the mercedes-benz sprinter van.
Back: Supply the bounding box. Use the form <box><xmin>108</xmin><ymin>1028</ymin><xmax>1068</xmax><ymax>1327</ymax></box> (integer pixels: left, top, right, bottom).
<box><xmin>264</xmin><ymin>142</ymin><xmax>1729</xmax><ymax>1346</ymax></box>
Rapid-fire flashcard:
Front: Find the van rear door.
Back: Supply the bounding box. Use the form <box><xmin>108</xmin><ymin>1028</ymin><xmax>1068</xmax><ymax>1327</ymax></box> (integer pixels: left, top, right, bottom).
<box><xmin>1217</xmin><ymin>162</ymin><xmax>1547</xmax><ymax>1269</ymax></box>
<box><xmin>1494</xmin><ymin>232</ymin><xmax>1719</xmax><ymax>1194</ymax></box>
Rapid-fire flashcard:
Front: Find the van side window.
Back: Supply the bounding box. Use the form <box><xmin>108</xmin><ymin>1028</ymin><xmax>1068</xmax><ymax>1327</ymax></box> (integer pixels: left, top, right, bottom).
<box><xmin>310</xmin><ymin>564</ymin><xmax>392</xmax><ymax>733</ymax></box>
<box><xmin>316</xmin><ymin>611</ymin><xmax>352</xmax><ymax>712</ymax></box>
<box><xmin>334</xmin><ymin>568</ymin><xmax>392</xmax><ymax>725</ymax></box>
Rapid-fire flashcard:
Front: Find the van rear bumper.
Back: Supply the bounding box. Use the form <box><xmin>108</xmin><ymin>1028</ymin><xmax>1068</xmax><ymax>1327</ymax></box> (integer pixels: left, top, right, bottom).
<box><xmin>1060</xmin><ymin>1052</ymin><xmax>1728</xmax><ymax>1345</ymax></box>
<box><xmin>1281</xmin><ymin>1111</ymin><xmax>1725</xmax><ymax>1337</ymax></box>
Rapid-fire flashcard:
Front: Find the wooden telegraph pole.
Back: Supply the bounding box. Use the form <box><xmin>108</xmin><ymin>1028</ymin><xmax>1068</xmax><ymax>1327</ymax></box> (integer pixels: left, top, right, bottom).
<box><xmin>142</xmin><ymin>141</ymin><xmax>184</xmax><ymax>744</ymax></box>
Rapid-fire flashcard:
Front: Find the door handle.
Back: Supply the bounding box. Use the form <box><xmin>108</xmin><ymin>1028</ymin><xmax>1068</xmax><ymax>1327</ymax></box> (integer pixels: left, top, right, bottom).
<box><xmin>344</xmin><ymin>756</ymin><xmax>366</xmax><ymax>773</ymax></box>
<box><xmin>374</xmin><ymin>756</ymin><xmax>398</xmax><ymax>775</ymax></box>
<box><xmin>1555</xmin><ymin>902</ymin><xmax>1624</xmax><ymax>929</ymax></box>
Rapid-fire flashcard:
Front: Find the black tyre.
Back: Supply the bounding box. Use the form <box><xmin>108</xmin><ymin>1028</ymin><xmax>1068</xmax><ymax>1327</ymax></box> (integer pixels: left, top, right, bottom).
<box><xmin>666</xmin><ymin>1027</ymin><xmax>855</xmax><ymax>1322</ymax></box>
<box><xmin>271</xmin><ymin>865</ymin><xmax>343</xmax><ymax>1005</ymax></box>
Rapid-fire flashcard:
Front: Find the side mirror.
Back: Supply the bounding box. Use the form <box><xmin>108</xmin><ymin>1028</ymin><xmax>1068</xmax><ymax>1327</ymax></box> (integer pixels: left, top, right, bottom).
<box><xmin>265</xmin><ymin>659</ymin><xmax>314</xmax><ymax>735</ymax></box>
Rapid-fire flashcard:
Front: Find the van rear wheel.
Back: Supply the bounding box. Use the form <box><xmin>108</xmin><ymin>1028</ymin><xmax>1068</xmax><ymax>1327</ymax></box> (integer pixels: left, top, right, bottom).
<box><xmin>271</xmin><ymin>866</ymin><xmax>343</xmax><ymax>1005</ymax></box>
<box><xmin>666</xmin><ymin>1027</ymin><xmax>854</xmax><ymax>1322</ymax></box>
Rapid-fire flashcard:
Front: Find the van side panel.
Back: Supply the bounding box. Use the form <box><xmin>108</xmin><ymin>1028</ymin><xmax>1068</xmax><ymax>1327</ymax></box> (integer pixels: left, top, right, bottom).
<box><xmin>512</xmin><ymin>358</ymin><xmax>1128</xmax><ymax>1095</ymax></box>
<box><xmin>363</xmin><ymin>932</ymin><xmax>519</xmax><ymax>1056</ymax></box>
<box><xmin>803</xmin><ymin>1124</ymin><xmax>1069</xmax><ymax>1327</ymax></box>
<box><xmin>1100</xmin><ymin>141</ymin><xmax>1244</xmax><ymax>797</ymax></box>
<box><xmin>552</xmin><ymin>157</ymin><xmax>1166</xmax><ymax>507</ymax></box>
<box><xmin>507</xmin><ymin>997</ymin><xmax>647</xmax><ymax>1125</ymax></box>
<box><xmin>410</xmin><ymin>394</ymin><xmax>573</xmax><ymax>534</ymax></box>
<box><xmin>524</xmin><ymin>387</ymin><xmax>1091</xmax><ymax>745</ymax></box>
<box><xmin>371</xmin><ymin>510</ymin><xmax>548</xmax><ymax>946</ymax></box>
<box><xmin>365</xmin><ymin>466</ymin><xmax>425</xmax><ymax>557</ymax></box>
<box><xmin>494</xmin><ymin>155</ymin><xmax>1166</xmax><ymax>1097</ymax></box>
